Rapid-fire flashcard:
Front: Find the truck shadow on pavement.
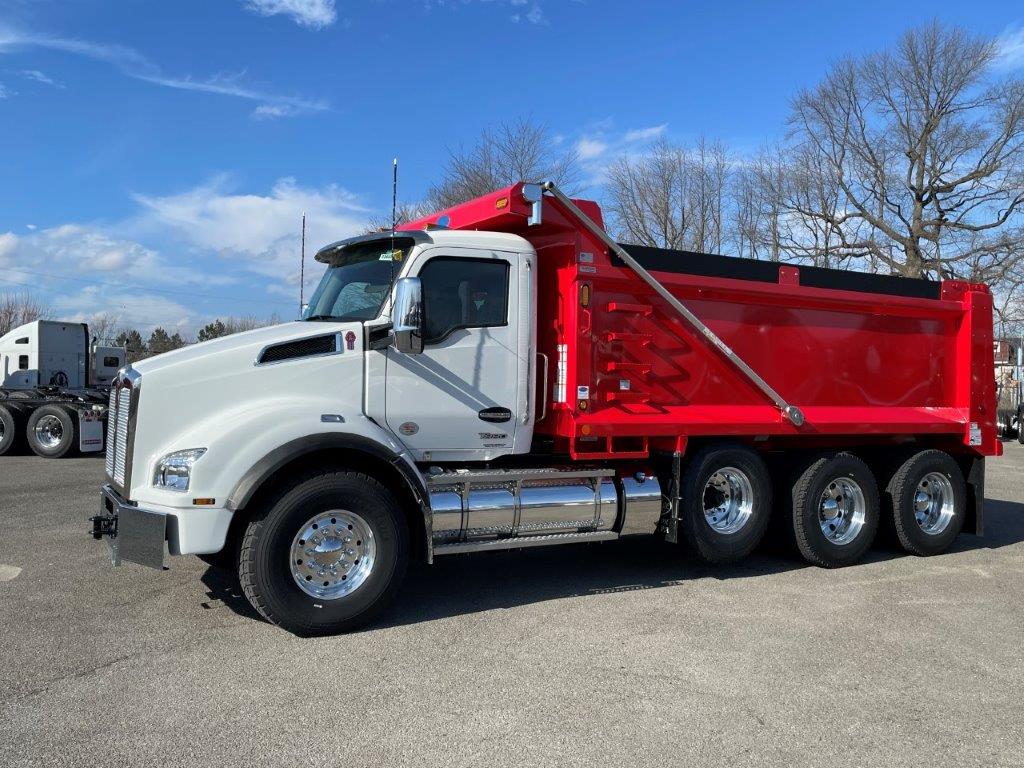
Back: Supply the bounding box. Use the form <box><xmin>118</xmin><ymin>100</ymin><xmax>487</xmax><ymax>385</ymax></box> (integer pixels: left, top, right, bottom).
<box><xmin>198</xmin><ymin>496</ymin><xmax>1024</xmax><ymax>631</ymax></box>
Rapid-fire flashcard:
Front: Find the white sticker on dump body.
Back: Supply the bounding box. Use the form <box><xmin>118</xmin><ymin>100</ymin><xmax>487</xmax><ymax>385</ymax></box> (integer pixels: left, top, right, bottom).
<box><xmin>969</xmin><ymin>422</ymin><xmax>982</xmax><ymax>446</ymax></box>
<box><xmin>555</xmin><ymin>344</ymin><xmax>567</xmax><ymax>403</ymax></box>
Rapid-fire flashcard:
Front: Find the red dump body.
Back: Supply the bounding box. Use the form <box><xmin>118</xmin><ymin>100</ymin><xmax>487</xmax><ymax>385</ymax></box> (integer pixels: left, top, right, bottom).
<box><xmin>402</xmin><ymin>183</ymin><xmax>1001</xmax><ymax>461</ymax></box>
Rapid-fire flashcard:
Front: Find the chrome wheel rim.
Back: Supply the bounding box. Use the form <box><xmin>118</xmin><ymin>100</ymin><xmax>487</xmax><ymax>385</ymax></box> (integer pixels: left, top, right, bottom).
<box><xmin>818</xmin><ymin>478</ymin><xmax>866</xmax><ymax>545</ymax></box>
<box><xmin>914</xmin><ymin>472</ymin><xmax>955</xmax><ymax>535</ymax></box>
<box><xmin>34</xmin><ymin>415</ymin><xmax>64</xmax><ymax>449</ymax></box>
<box><xmin>702</xmin><ymin>466</ymin><xmax>754</xmax><ymax>534</ymax></box>
<box><xmin>289</xmin><ymin>509</ymin><xmax>376</xmax><ymax>600</ymax></box>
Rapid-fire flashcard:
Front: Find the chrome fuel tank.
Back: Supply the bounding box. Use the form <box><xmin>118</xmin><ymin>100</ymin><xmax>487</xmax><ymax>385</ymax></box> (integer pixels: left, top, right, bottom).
<box><xmin>428</xmin><ymin>468</ymin><xmax>618</xmax><ymax>544</ymax></box>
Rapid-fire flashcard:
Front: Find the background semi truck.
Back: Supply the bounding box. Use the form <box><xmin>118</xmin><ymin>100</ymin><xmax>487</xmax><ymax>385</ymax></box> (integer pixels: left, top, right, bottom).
<box><xmin>90</xmin><ymin>182</ymin><xmax>1002</xmax><ymax>636</ymax></box>
<box><xmin>0</xmin><ymin>319</ymin><xmax>125</xmax><ymax>458</ymax></box>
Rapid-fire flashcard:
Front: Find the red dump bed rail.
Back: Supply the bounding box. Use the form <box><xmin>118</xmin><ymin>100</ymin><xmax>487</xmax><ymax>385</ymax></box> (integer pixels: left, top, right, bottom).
<box><xmin>401</xmin><ymin>183</ymin><xmax>1001</xmax><ymax>461</ymax></box>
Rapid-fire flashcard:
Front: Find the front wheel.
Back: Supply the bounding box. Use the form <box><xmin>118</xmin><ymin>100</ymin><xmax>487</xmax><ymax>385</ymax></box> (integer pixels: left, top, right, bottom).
<box><xmin>239</xmin><ymin>472</ymin><xmax>409</xmax><ymax>636</ymax></box>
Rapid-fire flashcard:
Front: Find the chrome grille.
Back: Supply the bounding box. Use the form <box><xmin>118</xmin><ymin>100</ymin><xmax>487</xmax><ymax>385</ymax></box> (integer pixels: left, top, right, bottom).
<box><xmin>104</xmin><ymin>385</ymin><xmax>117</xmax><ymax>478</ymax></box>
<box><xmin>105</xmin><ymin>370</ymin><xmax>138</xmax><ymax>491</ymax></box>
<box><xmin>113</xmin><ymin>386</ymin><xmax>130</xmax><ymax>486</ymax></box>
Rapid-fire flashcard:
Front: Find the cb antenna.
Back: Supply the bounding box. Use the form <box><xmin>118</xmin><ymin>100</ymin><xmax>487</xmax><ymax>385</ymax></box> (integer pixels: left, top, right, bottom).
<box><xmin>299</xmin><ymin>211</ymin><xmax>306</xmax><ymax>319</ymax></box>
<box><xmin>390</xmin><ymin>157</ymin><xmax>398</xmax><ymax>282</ymax></box>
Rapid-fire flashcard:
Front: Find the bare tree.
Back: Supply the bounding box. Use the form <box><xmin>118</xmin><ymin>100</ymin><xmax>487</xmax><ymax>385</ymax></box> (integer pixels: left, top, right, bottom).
<box><xmin>788</xmin><ymin>22</ymin><xmax>1024</xmax><ymax>281</ymax></box>
<box><xmin>605</xmin><ymin>137</ymin><xmax>731</xmax><ymax>252</ymax></box>
<box><xmin>426</xmin><ymin>118</ymin><xmax>580</xmax><ymax>209</ymax></box>
<box><xmin>87</xmin><ymin>313</ymin><xmax>121</xmax><ymax>344</ymax></box>
<box><xmin>363</xmin><ymin>202</ymin><xmax>433</xmax><ymax>234</ymax></box>
<box><xmin>0</xmin><ymin>292</ymin><xmax>50</xmax><ymax>337</ymax></box>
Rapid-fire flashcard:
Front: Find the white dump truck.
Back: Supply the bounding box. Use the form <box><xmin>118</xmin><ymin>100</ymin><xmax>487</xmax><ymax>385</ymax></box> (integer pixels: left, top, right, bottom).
<box><xmin>0</xmin><ymin>319</ymin><xmax>126</xmax><ymax>457</ymax></box>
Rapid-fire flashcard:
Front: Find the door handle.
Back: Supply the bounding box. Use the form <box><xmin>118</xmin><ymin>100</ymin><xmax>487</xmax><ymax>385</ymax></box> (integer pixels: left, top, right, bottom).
<box><xmin>478</xmin><ymin>407</ymin><xmax>513</xmax><ymax>423</ymax></box>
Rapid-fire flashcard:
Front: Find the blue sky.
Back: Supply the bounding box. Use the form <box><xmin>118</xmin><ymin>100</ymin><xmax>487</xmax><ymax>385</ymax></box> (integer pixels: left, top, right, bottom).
<box><xmin>1</xmin><ymin>0</ymin><xmax>1022</xmax><ymax>337</ymax></box>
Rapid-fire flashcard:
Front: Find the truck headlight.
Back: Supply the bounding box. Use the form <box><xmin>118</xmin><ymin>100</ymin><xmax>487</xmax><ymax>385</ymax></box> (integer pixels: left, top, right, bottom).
<box><xmin>153</xmin><ymin>448</ymin><xmax>207</xmax><ymax>491</ymax></box>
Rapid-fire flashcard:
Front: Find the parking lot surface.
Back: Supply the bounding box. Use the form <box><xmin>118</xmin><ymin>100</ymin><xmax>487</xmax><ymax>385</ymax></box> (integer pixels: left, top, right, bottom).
<box><xmin>1</xmin><ymin>444</ymin><xmax>1023</xmax><ymax>767</ymax></box>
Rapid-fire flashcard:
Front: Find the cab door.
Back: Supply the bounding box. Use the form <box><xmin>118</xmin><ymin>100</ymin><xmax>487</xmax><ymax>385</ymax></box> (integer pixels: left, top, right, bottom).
<box><xmin>384</xmin><ymin>246</ymin><xmax>534</xmax><ymax>462</ymax></box>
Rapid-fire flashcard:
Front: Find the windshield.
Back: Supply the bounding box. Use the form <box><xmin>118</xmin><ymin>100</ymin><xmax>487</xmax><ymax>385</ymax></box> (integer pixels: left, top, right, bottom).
<box><xmin>303</xmin><ymin>239</ymin><xmax>412</xmax><ymax>322</ymax></box>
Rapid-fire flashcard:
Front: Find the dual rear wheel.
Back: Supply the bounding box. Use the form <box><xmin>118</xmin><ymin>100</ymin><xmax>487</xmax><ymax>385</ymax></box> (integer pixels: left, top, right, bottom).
<box><xmin>0</xmin><ymin>403</ymin><xmax>79</xmax><ymax>457</ymax></box>
<box><xmin>679</xmin><ymin>444</ymin><xmax>967</xmax><ymax>568</ymax></box>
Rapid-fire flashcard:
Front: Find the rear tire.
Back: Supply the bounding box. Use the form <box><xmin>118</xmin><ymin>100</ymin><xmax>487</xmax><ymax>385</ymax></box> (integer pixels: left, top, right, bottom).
<box><xmin>679</xmin><ymin>444</ymin><xmax>772</xmax><ymax>564</ymax></box>
<box><xmin>25</xmin><ymin>404</ymin><xmax>78</xmax><ymax>458</ymax></box>
<box><xmin>792</xmin><ymin>453</ymin><xmax>879</xmax><ymax>568</ymax></box>
<box><xmin>0</xmin><ymin>404</ymin><xmax>25</xmax><ymax>456</ymax></box>
<box><xmin>239</xmin><ymin>471</ymin><xmax>409</xmax><ymax>636</ymax></box>
<box><xmin>886</xmin><ymin>450</ymin><xmax>965</xmax><ymax>556</ymax></box>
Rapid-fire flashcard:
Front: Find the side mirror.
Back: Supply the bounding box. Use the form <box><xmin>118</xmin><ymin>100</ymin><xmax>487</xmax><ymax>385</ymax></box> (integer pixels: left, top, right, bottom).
<box><xmin>392</xmin><ymin>277</ymin><xmax>424</xmax><ymax>354</ymax></box>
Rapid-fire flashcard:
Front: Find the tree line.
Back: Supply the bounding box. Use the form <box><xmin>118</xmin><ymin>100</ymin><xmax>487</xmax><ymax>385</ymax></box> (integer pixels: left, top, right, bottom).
<box><xmin>110</xmin><ymin>315</ymin><xmax>280</xmax><ymax>362</ymax></box>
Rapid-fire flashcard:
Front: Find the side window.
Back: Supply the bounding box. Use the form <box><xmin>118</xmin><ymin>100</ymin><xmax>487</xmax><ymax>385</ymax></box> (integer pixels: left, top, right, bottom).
<box><xmin>419</xmin><ymin>258</ymin><xmax>509</xmax><ymax>343</ymax></box>
<box><xmin>18</xmin><ymin>355</ymin><xmax>29</xmax><ymax>370</ymax></box>
<box><xmin>15</xmin><ymin>337</ymin><xmax>28</xmax><ymax>344</ymax></box>
<box><xmin>103</xmin><ymin>356</ymin><xmax>120</xmax><ymax>367</ymax></box>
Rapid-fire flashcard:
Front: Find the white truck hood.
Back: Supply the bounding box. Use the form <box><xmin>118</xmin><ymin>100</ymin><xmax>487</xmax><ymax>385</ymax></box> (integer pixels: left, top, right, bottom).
<box><xmin>132</xmin><ymin>321</ymin><xmax>324</xmax><ymax>376</ymax></box>
<box><xmin>125</xmin><ymin>320</ymin><xmax>402</xmax><ymax>505</ymax></box>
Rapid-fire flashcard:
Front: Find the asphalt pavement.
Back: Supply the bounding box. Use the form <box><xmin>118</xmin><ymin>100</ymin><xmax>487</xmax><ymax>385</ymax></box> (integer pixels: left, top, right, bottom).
<box><xmin>1</xmin><ymin>444</ymin><xmax>1023</xmax><ymax>767</ymax></box>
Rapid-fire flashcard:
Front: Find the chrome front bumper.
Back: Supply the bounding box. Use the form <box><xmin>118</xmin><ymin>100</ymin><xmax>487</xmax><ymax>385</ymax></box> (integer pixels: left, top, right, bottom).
<box><xmin>92</xmin><ymin>484</ymin><xmax>167</xmax><ymax>569</ymax></box>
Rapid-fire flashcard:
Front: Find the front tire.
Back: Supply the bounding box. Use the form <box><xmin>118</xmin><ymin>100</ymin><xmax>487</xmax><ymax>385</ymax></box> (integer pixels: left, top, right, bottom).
<box><xmin>239</xmin><ymin>472</ymin><xmax>409</xmax><ymax>636</ymax></box>
<box><xmin>679</xmin><ymin>444</ymin><xmax>772</xmax><ymax>564</ymax></box>
<box><xmin>886</xmin><ymin>450</ymin><xmax>966</xmax><ymax>556</ymax></box>
<box><xmin>792</xmin><ymin>453</ymin><xmax>879</xmax><ymax>568</ymax></box>
<box><xmin>26</xmin><ymin>404</ymin><xmax>78</xmax><ymax>458</ymax></box>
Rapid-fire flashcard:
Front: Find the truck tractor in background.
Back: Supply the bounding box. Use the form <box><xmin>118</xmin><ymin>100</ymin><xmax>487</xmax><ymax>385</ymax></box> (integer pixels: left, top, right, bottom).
<box><xmin>89</xmin><ymin>182</ymin><xmax>1002</xmax><ymax>636</ymax></box>
<box><xmin>0</xmin><ymin>319</ymin><xmax>125</xmax><ymax>458</ymax></box>
<box><xmin>995</xmin><ymin>339</ymin><xmax>1023</xmax><ymax>444</ymax></box>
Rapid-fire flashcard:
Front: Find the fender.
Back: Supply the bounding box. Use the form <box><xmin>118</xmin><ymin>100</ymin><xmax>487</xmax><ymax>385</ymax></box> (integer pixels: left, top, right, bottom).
<box><xmin>224</xmin><ymin>432</ymin><xmax>434</xmax><ymax>560</ymax></box>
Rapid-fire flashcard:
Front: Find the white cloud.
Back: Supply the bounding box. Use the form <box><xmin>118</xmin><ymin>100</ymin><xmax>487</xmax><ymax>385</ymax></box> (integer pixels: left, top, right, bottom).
<box><xmin>575</xmin><ymin>136</ymin><xmax>608</xmax><ymax>160</ymax></box>
<box><xmin>0</xmin><ymin>232</ymin><xmax>17</xmax><ymax>262</ymax></box>
<box><xmin>52</xmin><ymin>286</ymin><xmax>199</xmax><ymax>334</ymax></box>
<box><xmin>995</xmin><ymin>25</ymin><xmax>1024</xmax><ymax>70</ymax></box>
<box><xmin>511</xmin><ymin>4</ymin><xmax>546</xmax><ymax>24</ymax></box>
<box><xmin>22</xmin><ymin>69</ymin><xmax>60</xmax><ymax>87</ymax></box>
<box><xmin>0</xmin><ymin>176</ymin><xmax>374</xmax><ymax>333</ymax></box>
<box><xmin>0</xmin><ymin>82</ymin><xmax>8</xmax><ymax>98</ymax></box>
<box><xmin>0</xmin><ymin>225</ymin><xmax>220</xmax><ymax>286</ymax></box>
<box><xmin>0</xmin><ymin>226</ymin><xmax>232</xmax><ymax>335</ymax></box>
<box><xmin>131</xmin><ymin>176</ymin><xmax>370</xmax><ymax>289</ymax></box>
<box><xmin>135</xmin><ymin>71</ymin><xmax>327</xmax><ymax>115</ymax></box>
<box><xmin>0</xmin><ymin>26</ymin><xmax>327</xmax><ymax>116</ymax></box>
<box><xmin>624</xmin><ymin>124</ymin><xmax>668</xmax><ymax>142</ymax></box>
<box><xmin>252</xmin><ymin>103</ymin><xmax>300</xmax><ymax>120</ymax></box>
<box><xmin>242</xmin><ymin>0</ymin><xmax>337</xmax><ymax>29</ymax></box>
